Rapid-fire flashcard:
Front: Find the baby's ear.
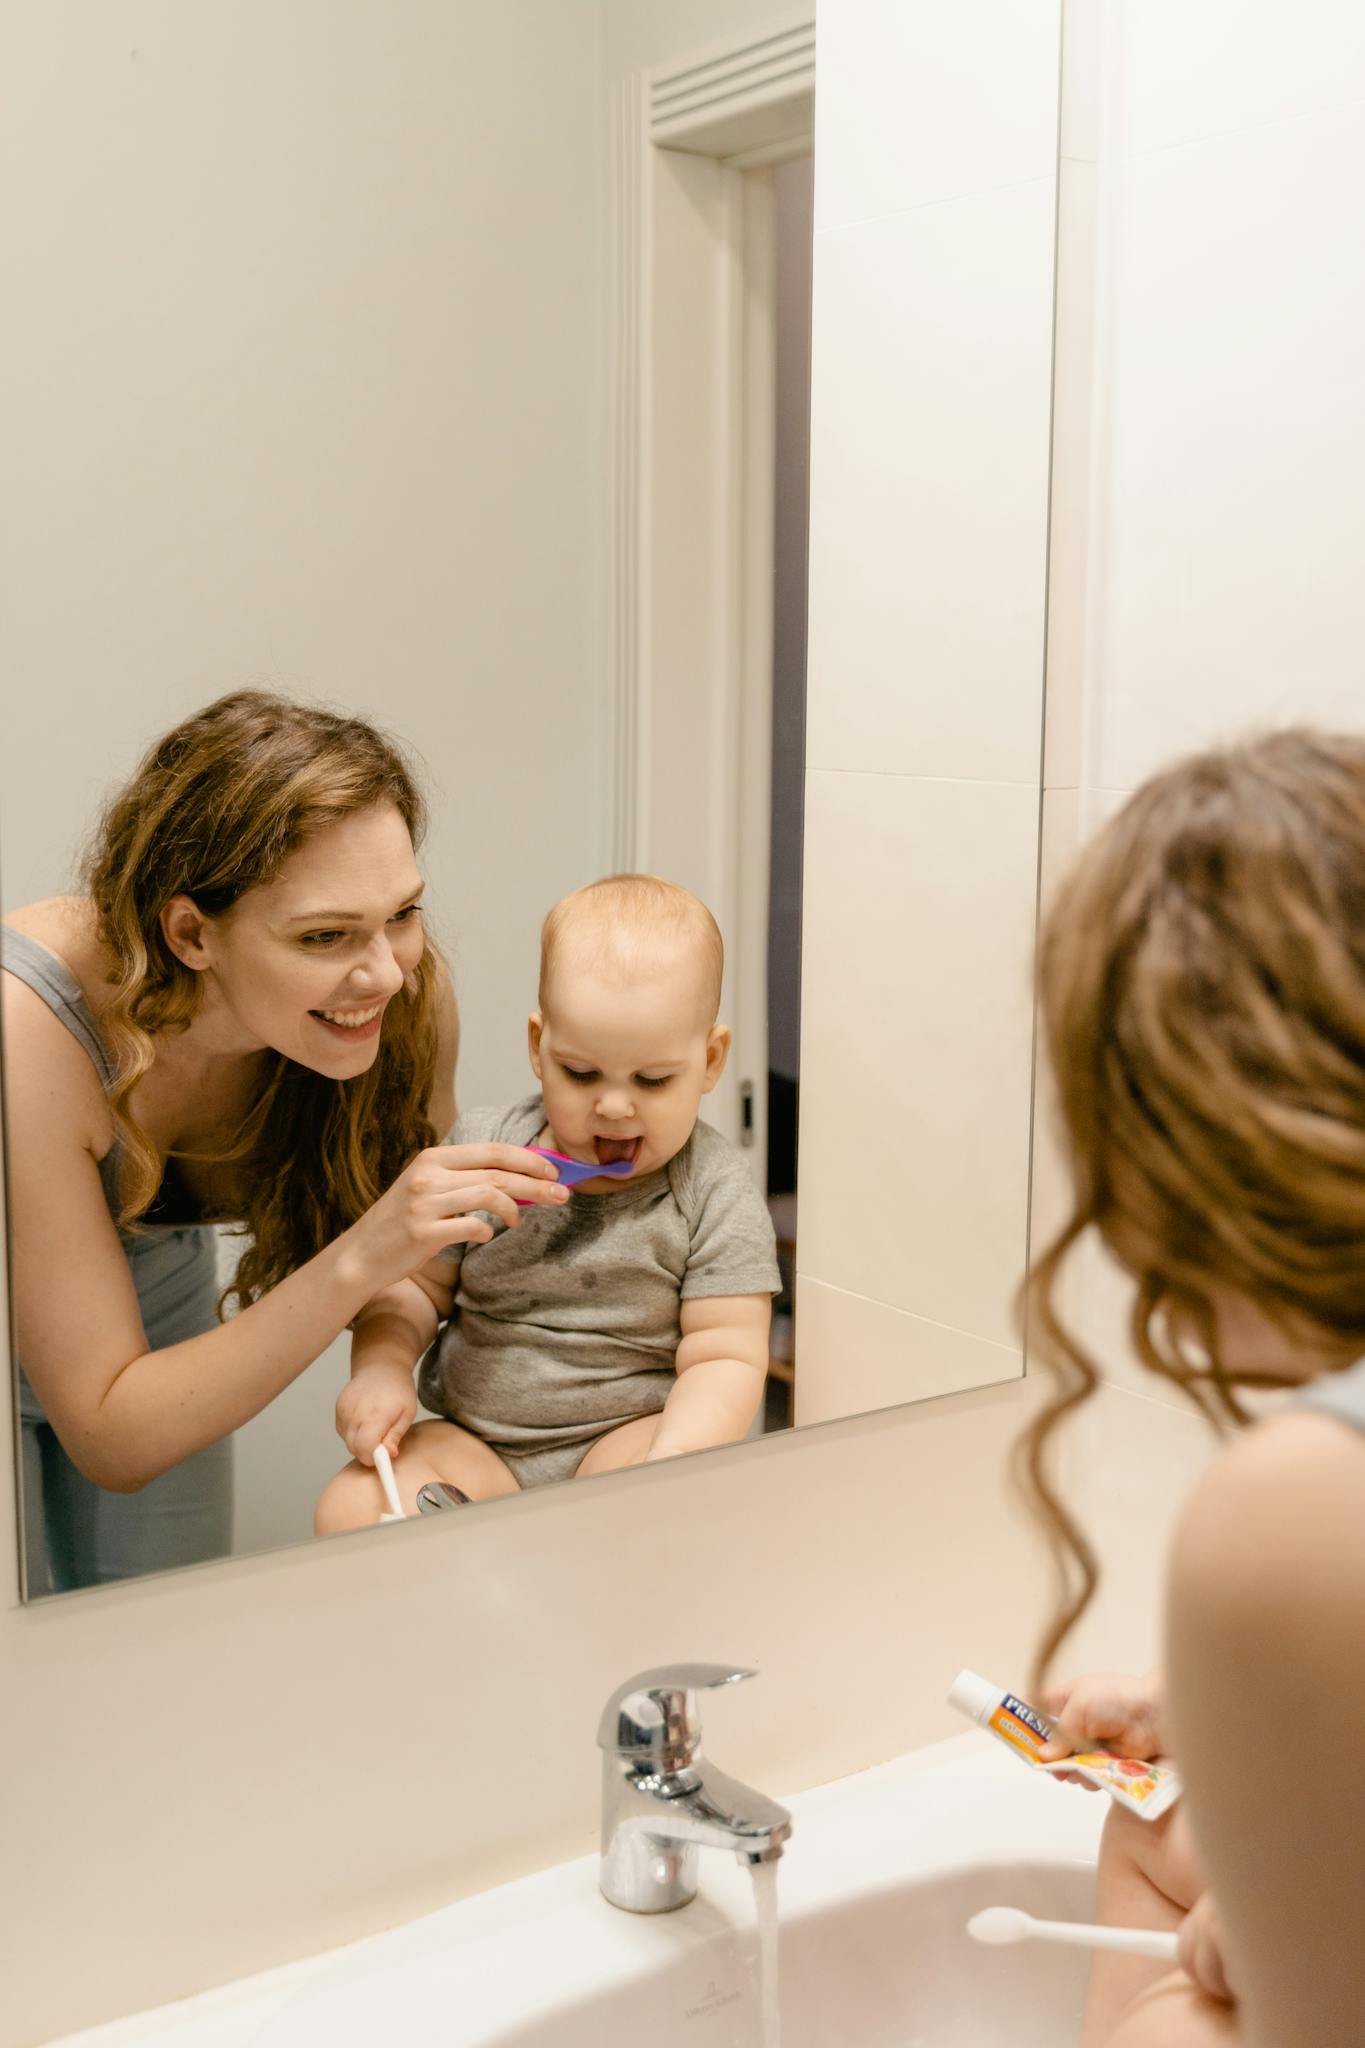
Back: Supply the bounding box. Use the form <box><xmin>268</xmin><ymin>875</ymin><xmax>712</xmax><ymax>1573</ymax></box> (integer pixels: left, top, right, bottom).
<box><xmin>701</xmin><ymin>1024</ymin><xmax>731</xmax><ymax>1092</ymax></box>
<box><xmin>527</xmin><ymin>1011</ymin><xmax>545</xmax><ymax>1077</ymax></box>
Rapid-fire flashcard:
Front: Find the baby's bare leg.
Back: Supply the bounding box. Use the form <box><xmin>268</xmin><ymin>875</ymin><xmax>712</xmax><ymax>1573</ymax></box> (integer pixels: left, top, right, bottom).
<box><xmin>314</xmin><ymin>1419</ymin><xmax>520</xmax><ymax>1534</ymax></box>
<box><xmin>573</xmin><ymin>1416</ymin><xmax>660</xmax><ymax>1479</ymax></box>
<box><xmin>1083</xmin><ymin>1803</ymin><xmax>1202</xmax><ymax>2047</ymax></box>
<box><xmin>1106</xmin><ymin>1972</ymin><xmax>1239</xmax><ymax>2048</ymax></box>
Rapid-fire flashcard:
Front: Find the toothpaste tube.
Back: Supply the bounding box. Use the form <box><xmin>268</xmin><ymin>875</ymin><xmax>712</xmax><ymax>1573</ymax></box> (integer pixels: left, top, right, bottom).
<box><xmin>948</xmin><ymin>1668</ymin><xmax>1181</xmax><ymax>1822</ymax></box>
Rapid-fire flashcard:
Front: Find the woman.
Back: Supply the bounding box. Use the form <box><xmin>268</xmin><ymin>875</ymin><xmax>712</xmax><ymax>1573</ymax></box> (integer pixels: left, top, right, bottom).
<box><xmin>1021</xmin><ymin>728</ymin><xmax>1365</xmax><ymax>2046</ymax></box>
<box><xmin>2</xmin><ymin>690</ymin><xmax>568</xmax><ymax>1593</ymax></box>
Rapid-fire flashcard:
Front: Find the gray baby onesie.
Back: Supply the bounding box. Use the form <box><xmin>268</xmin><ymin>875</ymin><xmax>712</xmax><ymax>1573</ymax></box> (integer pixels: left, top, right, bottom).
<box><xmin>418</xmin><ymin>1093</ymin><xmax>781</xmax><ymax>1486</ymax></box>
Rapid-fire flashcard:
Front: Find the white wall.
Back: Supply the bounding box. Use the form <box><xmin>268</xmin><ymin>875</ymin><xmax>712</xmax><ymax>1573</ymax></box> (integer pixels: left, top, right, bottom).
<box><xmin>0</xmin><ymin>0</ymin><xmax>608</xmax><ymax>1108</ymax></box>
<box><xmin>0</xmin><ymin>0</ymin><xmax>608</xmax><ymax>1558</ymax></box>
<box><xmin>601</xmin><ymin>0</ymin><xmax>798</xmax><ymax>77</ymax></box>
<box><xmin>0</xmin><ymin>8</ymin><xmax>1082</xmax><ymax>2042</ymax></box>
<box><xmin>1034</xmin><ymin>0</ymin><xmax>1365</xmax><ymax>1670</ymax></box>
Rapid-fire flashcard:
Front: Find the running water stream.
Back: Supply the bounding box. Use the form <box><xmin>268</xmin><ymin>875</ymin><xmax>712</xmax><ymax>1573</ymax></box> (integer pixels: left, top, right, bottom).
<box><xmin>751</xmin><ymin>1860</ymin><xmax>782</xmax><ymax>2048</ymax></box>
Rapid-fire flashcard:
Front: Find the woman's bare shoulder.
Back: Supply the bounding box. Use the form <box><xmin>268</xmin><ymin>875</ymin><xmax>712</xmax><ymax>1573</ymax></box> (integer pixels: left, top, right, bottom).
<box><xmin>2</xmin><ymin>898</ymin><xmax>112</xmax><ymax>1139</ymax></box>
<box><xmin>1172</xmin><ymin>1408</ymin><xmax>1365</xmax><ymax>1627</ymax></box>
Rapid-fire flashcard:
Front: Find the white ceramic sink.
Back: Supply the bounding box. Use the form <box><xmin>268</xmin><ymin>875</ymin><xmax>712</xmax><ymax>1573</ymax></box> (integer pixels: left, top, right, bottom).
<box><xmin>52</xmin><ymin>1736</ymin><xmax>1107</xmax><ymax>2048</ymax></box>
<box><xmin>450</xmin><ymin>1860</ymin><xmax>1095</xmax><ymax>2048</ymax></box>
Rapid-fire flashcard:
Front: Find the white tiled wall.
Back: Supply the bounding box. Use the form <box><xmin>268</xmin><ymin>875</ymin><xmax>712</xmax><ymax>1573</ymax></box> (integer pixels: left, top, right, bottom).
<box><xmin>797</xmin><ymin>0</ymin><xmax>1061</xmax><ymax>1420</ymax></box>
<box><xmin>800</xmin><ymin>772</ymin><xmax>1042</xmax><ymax>1345</ymax></box>
<box><xmin>1119</xmin><ymin>0</ymin><xmax>1365</xmax><ymax>153</ymax></box>
<box><xmin>813</xmin><ymin>0</ymin><xmax>1061</xmax><ymax>227</ymax></box>
<box><xmin>805</xmin><ymin>180</ymin><xmax>1059</xmax><ymax>786</ymax></box>
<box><xmin>1096</xmin><ymin>97</ymin><xmax>1365</xmax><ymax>790</ymax></box>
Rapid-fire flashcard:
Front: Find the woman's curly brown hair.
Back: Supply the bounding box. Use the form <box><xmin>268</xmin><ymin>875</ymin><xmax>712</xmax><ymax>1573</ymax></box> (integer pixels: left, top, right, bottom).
<box><xmin>1019</xmin><ymin>729</ymin><xmax>1365</xmax><ymax>1675</ymax></box>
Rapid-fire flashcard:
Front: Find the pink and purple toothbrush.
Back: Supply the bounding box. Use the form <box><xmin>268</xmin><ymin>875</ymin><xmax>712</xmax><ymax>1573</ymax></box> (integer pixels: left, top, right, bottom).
<box><xmin>515</xmin><ymin>1144</ymin><xmax>635</xmax><ymax>1205</ymax></box>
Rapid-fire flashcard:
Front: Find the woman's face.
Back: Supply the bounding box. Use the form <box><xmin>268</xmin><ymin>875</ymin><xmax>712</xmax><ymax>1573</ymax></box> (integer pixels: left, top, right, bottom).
<box><xmin>175</xmin><ymin>804</ymin><xmax>427</xmax><ymax>1076</ymax></box>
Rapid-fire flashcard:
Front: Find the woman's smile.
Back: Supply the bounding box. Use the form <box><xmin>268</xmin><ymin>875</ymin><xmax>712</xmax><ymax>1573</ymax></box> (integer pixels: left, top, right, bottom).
<box><xmin>309</xmin><ymin>999</ymin><xmax>389</xmax><ymax>1043</ymax></box>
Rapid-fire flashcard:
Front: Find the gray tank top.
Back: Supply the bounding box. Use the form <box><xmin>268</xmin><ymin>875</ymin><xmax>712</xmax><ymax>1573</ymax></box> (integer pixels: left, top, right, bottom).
<box><xmin>1299</xmin><ymin>1355</ymin><xmax>1365</xmax><ymax>1432</ymax></box>
<box><xmin>1</xmin><ymin>925</ymin><xmax>125</xmax><ymax>1211</ymax></box>
<box><xmin>1</xmin><ymin>924</ymin><xmax>224</xmax><ymax>1424</ymax></box>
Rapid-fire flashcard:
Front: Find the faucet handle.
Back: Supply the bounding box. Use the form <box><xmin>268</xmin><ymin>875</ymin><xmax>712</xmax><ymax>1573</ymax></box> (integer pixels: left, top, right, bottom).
<box><xmin>596</xmin><ymin>1663</ymin><xmax>756</xmax><ymax>1766</ymax></box>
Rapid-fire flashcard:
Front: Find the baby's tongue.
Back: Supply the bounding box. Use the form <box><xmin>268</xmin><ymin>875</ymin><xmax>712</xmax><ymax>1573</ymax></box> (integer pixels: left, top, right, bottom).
<box><xmin>593</xmin><ymin>1137</ymin><xmax>637</xmax><ymax>1165</ymax></box>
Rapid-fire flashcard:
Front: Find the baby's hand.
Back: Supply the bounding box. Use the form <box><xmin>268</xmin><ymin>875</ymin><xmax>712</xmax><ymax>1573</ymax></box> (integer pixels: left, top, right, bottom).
<box><xmin>336</xmin><ymin>1368</ymin><xmax>417</xmax><ymax>1465</ymax></box>
<box><xmin>1036</xmin><ymin>1667</ymin><xmax>1165</xmax><ymax>1772</ymax></box>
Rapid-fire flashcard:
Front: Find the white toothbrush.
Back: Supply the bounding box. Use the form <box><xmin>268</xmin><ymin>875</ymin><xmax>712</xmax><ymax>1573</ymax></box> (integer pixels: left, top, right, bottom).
<box><xmin>967</xmin><ymin>1906</ymin><xmax>1180</xmax><ymax>1961</ymax></box>
<box><xmin>373</xmin><ymin>1443</ymin><xmax>406</xmax><ymax>1523</ymax></box>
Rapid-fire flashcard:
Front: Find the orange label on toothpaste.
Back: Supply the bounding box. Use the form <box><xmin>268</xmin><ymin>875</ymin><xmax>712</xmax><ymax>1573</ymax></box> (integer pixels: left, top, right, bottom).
<box><xmin>987</xmin><ymin>1695</ymin><xmax>1052</xmax><ymax>1765</ymax></box>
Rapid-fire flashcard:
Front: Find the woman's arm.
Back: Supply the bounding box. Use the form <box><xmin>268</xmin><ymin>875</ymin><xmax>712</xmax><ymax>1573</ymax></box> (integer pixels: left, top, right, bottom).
<box><xmin>1166</xmin><ymin>1411</ymin><xmax>1365</xmax><ymax>2048</ymax></box>
<box><xmin>5</xmin><ymin>974</ymin><xmax>562</xmax><ymax>1491</ymax></box>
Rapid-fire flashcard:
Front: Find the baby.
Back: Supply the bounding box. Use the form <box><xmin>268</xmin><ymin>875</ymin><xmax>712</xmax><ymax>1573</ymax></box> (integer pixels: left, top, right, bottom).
<box><xmin>315</xmin><ymin>874</ymin><xmax>780</xmax><ymax>1529</ymax></box>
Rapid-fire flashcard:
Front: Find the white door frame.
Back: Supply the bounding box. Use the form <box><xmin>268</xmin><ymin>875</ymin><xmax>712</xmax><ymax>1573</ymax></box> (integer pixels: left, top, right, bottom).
<box><xmin>606</xmin><ymin>17</ymin><xmax>814</xmax><ymax>1174</ymax></box>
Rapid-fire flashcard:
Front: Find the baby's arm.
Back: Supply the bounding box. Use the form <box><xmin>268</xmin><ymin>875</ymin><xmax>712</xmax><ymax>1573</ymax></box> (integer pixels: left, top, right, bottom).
<box><xmin>646</xmin><ymin>1293</ymin><xmax>771</xmax><ymax>1462</ymax></box>
<box><xmin>337</xmin><ymin>1258</ymin><xmax>456</xmax><ymax>1464</ymax></box>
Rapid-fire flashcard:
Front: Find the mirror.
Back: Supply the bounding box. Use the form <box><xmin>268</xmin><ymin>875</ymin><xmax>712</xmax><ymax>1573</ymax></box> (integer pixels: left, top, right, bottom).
<box><xmin>0</xmin><ymin>2</ymin><xmax>1055</xmax><ymax>1597</ymax></box>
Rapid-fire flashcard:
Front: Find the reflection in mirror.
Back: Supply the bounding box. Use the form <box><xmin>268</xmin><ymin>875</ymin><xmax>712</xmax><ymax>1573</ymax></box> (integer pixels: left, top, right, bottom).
<box><xmin>0</xmin><ymin>3</ymin><xmax>1050</xmax><ymax>1599</ymax></box>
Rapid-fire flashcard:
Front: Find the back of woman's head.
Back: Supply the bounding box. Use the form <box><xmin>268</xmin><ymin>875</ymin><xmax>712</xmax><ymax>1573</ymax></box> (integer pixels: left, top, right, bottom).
<box><xmin>1022</xmin><ymin>728</ymin><xmax>1365</xmax><ymax>1669</ymax></box>
<box><xmin>86</xmin><ymin>690</ymin><xmax>441</xmax><ymax>1303</ymax></box>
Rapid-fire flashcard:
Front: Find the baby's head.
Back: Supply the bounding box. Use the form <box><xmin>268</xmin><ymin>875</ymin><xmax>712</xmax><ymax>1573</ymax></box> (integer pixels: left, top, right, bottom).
<box><xmin>529</xmin><ymin>874</ymin><xmax>729</xmax><ymax>1184</ymax></box>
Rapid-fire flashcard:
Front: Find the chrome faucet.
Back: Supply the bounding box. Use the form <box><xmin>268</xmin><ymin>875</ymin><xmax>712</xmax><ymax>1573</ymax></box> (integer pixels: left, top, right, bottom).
<box><xmin>597</xmin><ymin>1663</ymin><xmax>792</xmax><ymax>1913</ymax></box>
